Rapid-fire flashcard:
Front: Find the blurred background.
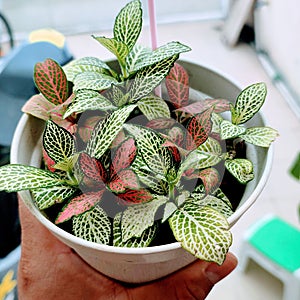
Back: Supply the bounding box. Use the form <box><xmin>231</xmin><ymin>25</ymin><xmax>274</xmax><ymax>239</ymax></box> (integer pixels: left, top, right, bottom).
<box><xmin>0</xmin><ymin>0</ymin><xmax>300</xmax><ymax>299</ymax></box>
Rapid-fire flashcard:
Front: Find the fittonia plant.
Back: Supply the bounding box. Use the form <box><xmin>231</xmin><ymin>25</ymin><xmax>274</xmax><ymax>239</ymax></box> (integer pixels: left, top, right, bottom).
<box><xmin>0</xmin><ymin>0</ymin><xmax>278</xmax><ymax>264</ymax></box>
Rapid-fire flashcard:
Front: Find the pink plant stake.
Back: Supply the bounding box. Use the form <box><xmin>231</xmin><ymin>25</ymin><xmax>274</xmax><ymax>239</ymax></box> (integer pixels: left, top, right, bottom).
<box><xmin>147</xmin><ymin>0</ymin><xmax>162</xmax><ymax>97</ymax></box>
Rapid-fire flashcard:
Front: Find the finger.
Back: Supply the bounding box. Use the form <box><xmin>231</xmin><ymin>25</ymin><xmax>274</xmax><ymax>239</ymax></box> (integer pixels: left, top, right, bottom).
<box><xmin>131</xmin><ymin>252</ymin><xmax>237</xmax><ymax>300</ymax></box>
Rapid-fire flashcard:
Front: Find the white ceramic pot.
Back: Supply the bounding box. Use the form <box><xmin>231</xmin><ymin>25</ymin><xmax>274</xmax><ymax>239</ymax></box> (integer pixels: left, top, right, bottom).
<box><xmin>11</xmin><ymin>61</ymin><xmax>273</xmax><ymax>283</ymax></box>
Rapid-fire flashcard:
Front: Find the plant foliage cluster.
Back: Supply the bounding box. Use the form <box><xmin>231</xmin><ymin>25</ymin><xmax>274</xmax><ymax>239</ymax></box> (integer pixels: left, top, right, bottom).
<box><xmin>0</xmin><ymin>0</ymin><xmax>278</xmax><ymax>264</ymax></box>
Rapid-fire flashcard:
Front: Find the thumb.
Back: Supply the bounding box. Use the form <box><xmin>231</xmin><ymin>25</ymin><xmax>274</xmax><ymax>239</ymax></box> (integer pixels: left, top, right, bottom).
<box><xmin>131</xmin><ymin>253</ymin><xmax>237</xmax><ymax>300</ymax></box>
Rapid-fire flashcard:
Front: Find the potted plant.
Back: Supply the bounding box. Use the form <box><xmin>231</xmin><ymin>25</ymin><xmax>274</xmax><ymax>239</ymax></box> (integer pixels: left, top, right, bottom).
<box><xmin>0</xmin><ymin>0</ymin><xmax>278</xmax><ymax>283</ymax></box>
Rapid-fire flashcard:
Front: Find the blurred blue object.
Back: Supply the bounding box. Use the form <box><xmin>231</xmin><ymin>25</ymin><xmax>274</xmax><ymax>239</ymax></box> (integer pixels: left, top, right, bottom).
<box><xmin>0</xmin><ymin>29</ymin><xmax>73</xmax><ymax>146</ymax></box>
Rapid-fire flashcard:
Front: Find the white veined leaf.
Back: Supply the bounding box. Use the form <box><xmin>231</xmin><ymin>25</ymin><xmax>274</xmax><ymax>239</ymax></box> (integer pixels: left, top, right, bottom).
<box><xmin>220</xmin><ymin>120</ymin><xmax>246</xmax><ymax>140</ymax></box>
<box><xmin>124</xmin><ymin>124</ymin><xmax>173</xmax><ymax>176</ymax></box>
<box><xmin>195</xmin><ymin>137</ymin><xmax>223</xmax><ymax>168</ymax></box>
<box><xmin>92</xmin><ymin>36</ymin><xmax>129</xmax><ymax>67</ymax></box>
<box><xmin>131</xmin><ymin>154</ymin><xmax>168</xmax><ymax>194</ymax></box>
<box><xmin>43</xmin><ymin>120</ymin><xmax>75</xmax><ymax>164</ymax></box>
<box><xmin>63</xmin><ymin>57</ymin><xmax>112</xmax><ymax>81</ymax></box>
<box><xmin>131</xmin><ymin>41</ymin><xmax>191</xmax><ymax>72</ymax></box>
<box><xmin>169</xmin><ymin>203</ymin><xmax>232</xmax><ymax>265</ymax></box>
<box><xmin>113</xmin><ymin>213</ymin><xmax>157</xmax><ymax>247</ymax></box>
<box><xmin>73</xmin><ymin>71</ymin><xmax>119</xmax><ymax>91</ymax></box>
<box><xmin>113</xmin><ymin>0</ymin><xmax>142</xmax><ymax>52</ymax></box>
<box><xmin>86</xmin><ymin>104</ymin><xmax>136</xmax><ymax>159</ymax></box>
<box><xmin>32</xmin><ymin>185</ymin><xmax>78</xmax><ymax>210</ymax></box>
<box><xmin>0</xmin><ymin>164</ymin><xmax>65</xmax><ymax>192</ymax></box>
<box><xmin>129</xmin><ymin>55</ymin><xmax>179</xmax><ymax>103</ymax></box>
<box><xmin>211</xmin><ymin>112</ymin><xmax>223</xmax><ymax>134</ymax></box>
<box><xmin>73</xmin><ymin>205</ymin><xmax>111</xmax><ymax>245</ymax></box>
<box><xmin>126</xmin><ymin>44</ymin><xmax>151</xmax><ymax>74</ymax></box>
<box><xmin>64</xmin><ymin>89</ymin><xmax>117</xmax><ymax>118</ymax></box>
<box><xmin>121</xmin><ymin>196</ymin><xmax>168</xmax><ymax>242</ymax></box>
<box><xmin>231</xmin><ymin>82</ymin><xmax>267</xmax><ymax>125</ymax></box>
<box><xmin>137</xmin><ymin>95</ymin><xmax>171</xmax><ymax>120</ymax></box>
<box><xmin>162</xmin><ymin>202</ymin><xmax>178</xmax><ymax>223</ymax></box>
<box><xmin>189</xmin><ymin>194</ymin><xmax>233</xmax><ymax>218</ymax></box>
<box><xmin>53</xmin><ymin>154</ymin><xmax>79</xmax><ymax>173</ymax></box>
<box><xmin>239</xmin><ymin>126</ymin><xmax>279</xmax><ymax>147</ymax></box>
<box><xmin>225</xmin><ymin>158</ymin><xmax>254</xmax><ymax>184</ymax></box>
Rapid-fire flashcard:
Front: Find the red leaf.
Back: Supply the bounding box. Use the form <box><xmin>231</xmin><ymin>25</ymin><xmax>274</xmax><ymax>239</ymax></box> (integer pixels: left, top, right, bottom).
<box><xmin>109</xmin><ymin>169</ymin><xmax>139</xmax><ymax>193</ymax></box>
<box><xmin>116</xmin><ymin>189</ymin><xmax>153</xmax><ymax>205</ymax></box>
<box><xmin>79</xmin><ymin>152</ymin><xmax>107</xmax><ymax>183</ymax></box>
<box><xmin>166</xmin><ymin>63</ymin><xmax>189</xmax><ymax>109</ymax></box>
<box><xmin>55</xmin><ymin>190</ymin><xmax>104</xmax><ymax>223</ymax></box>
<box><xmin>34</xmin><ymin>58</ymin><xmax>68</xmax><ymax>105</ymax></box>
<box><xmin>110</xmin><ymin>138</ymin><xmax>136</xmax><ymax>175</ymax></box>
<box><xmin>186</xmin><ymin>107</ymin><xmax>213</xmax><ymax>150</ymax></box>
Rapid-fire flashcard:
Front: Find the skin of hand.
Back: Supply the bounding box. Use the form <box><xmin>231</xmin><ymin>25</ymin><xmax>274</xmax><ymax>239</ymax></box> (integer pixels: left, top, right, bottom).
<box><xmin>17</xmin><ymin>199</ymin><xmax>237</xmax><ymax>300</ymax></box>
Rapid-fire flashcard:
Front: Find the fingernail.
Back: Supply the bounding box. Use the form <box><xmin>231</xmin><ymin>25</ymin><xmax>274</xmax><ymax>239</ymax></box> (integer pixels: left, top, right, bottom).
<box><xmin>205</xmin><ymin>263</ymin><xmax>223</xmax><ymax>284</ymax></box>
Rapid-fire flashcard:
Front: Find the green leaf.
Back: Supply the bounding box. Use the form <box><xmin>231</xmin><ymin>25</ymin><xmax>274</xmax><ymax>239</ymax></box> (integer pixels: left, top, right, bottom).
<box><xmin>73</xmin><ymin>71</ymin><xmax>118</xmax><ymax>91</ymax></box>
<box><xmin>220</xmin><ymin>120</ymin><xmax>246</xmax><ymax>139</ymax></box>
<box><xmin>32</xmin><ymin>185</ymin><xmax>78</xmax><ymax>210</ymax></box>
<box><xmin>130</xmin><ymin>42</ymin><xmax>191</xmax><ymax>72</ymax></box>
<box><xmin>113</xmin><ymin>213</ymin><xmax>157</xmax><ymax>247</ymax></box>
<box><xmin>169</xmin><ymin>203</ymin><xmax>232</xmax><ymax>264</ymax></box>
<box><xmin>231</xmin><ymin>82</ymin><xmax>267</xmax><ymax>125</ymax></box>
<box><xmin>63</xmin><ymin>57</ymin><xmax>113</xmax><ymax>81</ymax></box>
<box><xmin>225</xmin><ymin>158</ymin><xmax>254</xmax><ymax>184</ymax></box>
<box><xmin>137</xmin><ymin>95</ymin><xmax>171</xmax><ymax>120</ymax></box>
<box><xmin>121</xmin><ymin>196</ymin><xmax>168</xmax><ymax>242</ymax></box>
<box><xmin>113</xmin><ymin>0</ymin><xmax>142</xmax><ymax>52</ymax></box>
<box><xmin>43</xmin><ymin>120</ymin><xmax>75</xmax><ymax>164</ymax></box>
<box><xmin>129</xmin><ymin>55</ymin><xmax>179</xmax><ymax>103</ymax></box>
<box><xmin>290</xmin><ymin>152</ymin><xmax>300</xmax><ymax>180</ymax></box>
<box><xmin>73</xmin><ymin>205</ymin><xmax>111</xmax><ymax>245</ymax></box>
<box><xmin>124</xmin><ymin>124</ymin><xmax>173</xmax><ymax>176</ymax></box>
<box><xmin>34</xmin><ymin>58</ymin><xmax>68</xmax><ymax>105</ymax></box>
<box><xmin>239</xmin><ymin>126</ymin><xmax>279</xmax><ymax>147</ymax></box>
<box><xmin>86</xmin><ymin>105</ymin><xmax>136</xmax><ymax>159</ymax></box>
<box><xmin>92</xmin><ymin>36</ymin><xmax>129</xmax><ymax>67</ymax></box>
<box><xmin>64</xmin><ymin>89</ymin><xmax>117</xmax><ymax>118</ymax></box>
<box><xmin>0</xmin><ymin>164</ymin><xmax>64</xmax><ymax>192</ymax></box>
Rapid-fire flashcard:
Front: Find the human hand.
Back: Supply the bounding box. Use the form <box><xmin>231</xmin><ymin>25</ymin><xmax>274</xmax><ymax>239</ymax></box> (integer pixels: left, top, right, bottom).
<box><xmin>17</xmin><ymin>199</ymin><xmax>237</xmax><ymax>300</ymax></box>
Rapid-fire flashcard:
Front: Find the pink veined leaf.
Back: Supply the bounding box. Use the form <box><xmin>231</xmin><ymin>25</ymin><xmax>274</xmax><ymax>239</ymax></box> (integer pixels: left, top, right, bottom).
<box><xmin>79</xmin><ymin>152</ymin><xmax>108</xmax><ymax>183</ymax></box>
<box><xmin>198</xmin><ymin>168</ymin><xmax>220</xmax><ymax>194</ymax></box>
<box><xmin>183</xmin><ymin>168</ymin><xmax>220</xmax><ymax>194</ymax></box>
<box><xmin>78</xmin><ymin>116</ymin><xmax>103</xmax><ymax>143</ymax></box>
<box><xmin>166</xmin><ymin>63</ymin><xmax>189</xmax><ymax>109</ymax></box>
<box><xmin>116</xmin><ymin>189</ymin><xmax>153</xmax><ymax>205</ymax></box>
<box><xmin>175</xmin><ymin>98</ymin><xmax>231</xmax><ymax>117</ymax></box>
<box><xmin>55</xmin><ymin>190</ymin><xmax>104</xmax><ymax>224</ymax></box>
<box><xmin>22</xmin><ymin>94</ymin><xmax>55</xmax><ymax>120</ymax></box>
<box><xmin>186</xmin><ymin>107</ymin><xmax>213</xmax><ymax>150</ymax></box>
<box><xmin>109</xmin><ymin>169</ymin><xmax>139</xmax><ymax>193</ymax></box>
<box><xmin>42</xmin><ymin>148</ymin><xmax>56</xmax><ymax>172</ymax></box>
<box><xmin>34</xmin><ymin>58</ymin><xmax>68</xmax><ymax>105</ymax></box>
<box><xmin>110</xmin><ymin>138</ymin><xmax>136</xmax><ymax>175</ymax></box>
<box><xmin>146</xmin><ymin>118</ymin><xmax>176</xmax><ymax>130</ymax></box>
<box><xmin>166</xmin><ymin>126</ymin><xmax>184</xmax><ymax>147</ymax></box>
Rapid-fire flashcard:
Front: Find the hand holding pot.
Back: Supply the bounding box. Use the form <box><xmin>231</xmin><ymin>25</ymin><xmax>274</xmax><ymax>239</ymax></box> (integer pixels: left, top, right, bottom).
<box><xmin>17</xmin><ymin>199</ymin><xmax>237</xmax><ymax>300</ymax></box>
